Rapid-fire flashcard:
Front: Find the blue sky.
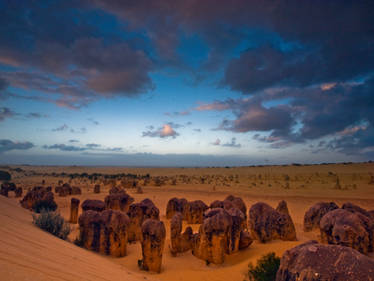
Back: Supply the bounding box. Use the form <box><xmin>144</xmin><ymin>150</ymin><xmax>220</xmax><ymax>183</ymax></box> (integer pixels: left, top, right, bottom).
<box><xmin>0</xmin><ymin>1</ymin><xmax>373</xmax><ymax>166</ymax></box>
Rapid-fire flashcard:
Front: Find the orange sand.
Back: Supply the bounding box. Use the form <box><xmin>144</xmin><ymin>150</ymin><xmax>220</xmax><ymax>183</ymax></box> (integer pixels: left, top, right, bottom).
<box><xmin>1</xmin><ymin>163</ymin><xmax>374</xmax><ymax>281</ymax></box>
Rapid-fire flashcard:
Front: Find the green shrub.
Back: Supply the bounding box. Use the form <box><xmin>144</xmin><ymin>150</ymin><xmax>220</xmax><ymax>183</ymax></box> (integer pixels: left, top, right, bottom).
<box><xmin>32</xmin><ymin>210</ymin><xmax>71</xmax><ymax>240</ymax></box>
<box><xmin>32</xmin><ymin>199</ymin><xmax>58</xmax><ymax>213</ymax></box>
<box><xmin>248</xmin><ymin>252</ymin><xmax>280</xmax><ymax>281</ymax></box>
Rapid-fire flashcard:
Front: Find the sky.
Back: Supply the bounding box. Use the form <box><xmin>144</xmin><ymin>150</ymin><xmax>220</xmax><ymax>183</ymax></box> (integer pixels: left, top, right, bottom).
<box><xmin>0</xmin><ymin>0</ymin><xmax>374</xmax><ymax>166</ymax></box>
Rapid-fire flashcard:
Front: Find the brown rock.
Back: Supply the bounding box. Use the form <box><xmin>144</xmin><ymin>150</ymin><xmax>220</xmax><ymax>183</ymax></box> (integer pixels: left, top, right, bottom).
<box><xmin>81</xmin><ymin>199</ymin><xmax>105</xmax><ymax>212</ymax></box>
<box><xmin>225</xmin><ymin>195</ymin><xmax>247</xmax><ymax>219</ymax></box>
<box><xmin>127</xmin><ymin>199</ymin><xmax>160</xmax><ymax>242</ymax></box>
<box><xmin>105</xmin><ymin>192</ymin><xmax>134</xmax><ymax>212</ymax></box>
<box><xmin>139</xmin><ymin>219</ymin><xmax>166</xmax><ymax>273</ymax></box>
<box><xmin>100</xmin><ymin>209</ymin><xmax>130</xmax><ymax>257</ymax></box>
<box><xmin>192</xmin><ymin>208</ymin><xmax>232</xmax><ymax>264</ymax></box>
<box><xmin>14</xmin><ymin>187</ymin><xmax>23</xmax><ymax>198</ymax></box>
<box><xmin>227</xmin><ymin>207</ymin><xmax>246</xmax><ymax>253</ymax></box>
<box><xmin>70</xmin><ymin>198</ymin><xmax>80</xmax><ymax>224</ymax></box>
<box><xmin>276</xmin><ymin>240</ymin><xmax>374</xmax><ymax>281</ymax></box>
<box><xmin>20</xmin><ymin>186</ymin><xmax>57</xmax><ymax>211</ymax></box>
<box><xmin>170</xmin><ymin>212</ymin><xmax>193</xmax><ymax>255</ymax></box>
<box><xmin>58</xmin><ymin>183</ymin><xmax>72</xmax><ymax>197</ymax></box>
<box><xmin>249</xmin><ymin>202</ymin><xmax>297</xmax><ymax>243</ymax></box>
<box><xmin>78</xmin><ymin>209</ymin><xmax>130</xmax><ymax>257</ymax></box>
<box><xmin>71</xmin><ymin>186</ymin><xmax>82</xmax><ymax>195</ymax></box>
<box><xmin>184</xmin><ymin>200</ymin><xmax>208</xmax><ymax>224</ymax></box>
<box><xmin>303</xmin><ymin>201</ymin><xmax>339</xmax><ymax>232</ymax></box>
<box><xmin>239</xmin><ymin>231</ymin><xmax>252</xmax><ymax>250</ymax></box>
<box><xmin>166</xmin><ymin>197</ymin><xmax>188</xmax><ymax>219</ymax></box>
<box><xmin>94</xmin><ymin>184</ymin><xmax>100</xmax><ymax>194</ymax></box>
<box><xmin>320</xmin><ymin>208</ymin><xmax>372</xmax><ymax>254</ymax></box>
<box><xmin>0</xmin><ymin>183</ymin><xmax>9</xmax><ymax>197</ymax></box>
<box><xmin>342</xmin><ymin>202</ymin><xmax>374</xmax><ymax>219</ymax></box>
<box><xmin>109</xmin><ymin>186</ymin><xmax>124</xmax><ymax>194</ymax></box>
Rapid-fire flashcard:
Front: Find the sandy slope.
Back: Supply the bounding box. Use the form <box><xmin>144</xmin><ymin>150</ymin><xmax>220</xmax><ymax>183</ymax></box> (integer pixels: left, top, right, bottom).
<box><xmin>0</xmin><ymin>196</ymin><xmax>157</xmax><ymax>281</ymax></box>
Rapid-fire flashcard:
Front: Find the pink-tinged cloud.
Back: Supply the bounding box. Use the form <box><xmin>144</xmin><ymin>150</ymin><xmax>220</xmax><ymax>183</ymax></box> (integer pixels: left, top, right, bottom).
<box><xmin>211</xmin><ymin>138</ymin><xmax>221</xmax><ymax>145</ymax></box>
<box><xmin>195</xmin><ymin>102</ymin><xmax>231</xmax><ymax>111</ymax></box>
<box><xmin>321</xmin><ymin>82</ymin><xmax>337</xmax><ymax>91</ymax></box>
<box><xmin>142</xmin><ymin>124</ymin><xmax>179</xmax><ymax>138</ymax></box>
<box><xmin>338</xmin><ymin>124</ymin><xmax>368</xmax><ymax>136</ymax></box>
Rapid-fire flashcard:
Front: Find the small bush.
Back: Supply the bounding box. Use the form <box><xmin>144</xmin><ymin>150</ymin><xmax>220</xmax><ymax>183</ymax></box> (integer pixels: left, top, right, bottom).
<box><xmin>248</xmin><ymin>252</ymin><xmax>280</xmax><ymax>281</ymax></box>
<box><xmin>32</xmin><ymin>210</ymin><xmax>71</xmax><ymax>240</ymax></box>
<box><xmin>32</xmin><ymin>199</ymin><xmax>58</xmax><ymax>213</ymax></box>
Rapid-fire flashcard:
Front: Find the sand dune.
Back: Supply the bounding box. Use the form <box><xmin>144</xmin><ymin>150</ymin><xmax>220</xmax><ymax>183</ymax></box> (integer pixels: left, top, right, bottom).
<box><xmin>0</xmin><ymin>196</ymin><xmax>157</xmax><ymax>281</ymax></box>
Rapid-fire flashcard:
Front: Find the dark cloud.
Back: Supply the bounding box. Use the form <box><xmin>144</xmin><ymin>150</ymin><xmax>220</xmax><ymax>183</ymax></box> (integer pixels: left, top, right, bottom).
<box><xmin>222</xmin><ymin>138</ymin><xmax>241</xmax><ymax>148</ymax></box>
<box><xmin>43</xmin><ymin>144</ymin><xmax>87</xmax><ymax>152</ymax></box>
<box><xmin>0</xmin><ymin>107</ymin><xmax>16</xmax><ymax>122</ymax></box>
<box><xmin>26</xmin><ymin>112</ymin><xmax>49</xmax><ymax>118</ymax></box>
<box><xmin>52</xmin><ymin>124</ymin><xmax>69</xmax><ymax>132</ymax></box>
<box><xmin>0</xmin><ymin>139</ymin><xmax>34</xmax><ymax>153</ymax></box>
<box><xmin>193</xmin><ymin>128</ymin><xmax>201</xmax><ymax>132</ymax></box>
<box><xmin>86</xmin><ymin>143</ymin><xmax>101</xmax><ymax>148</ymax></box>
<box><xmin>69</xmin><ymin>139</ymin><xmax>79</xmax><ymax>143</ymax></box>
<box><xmin>87</xmin><ymin>118</ymin><xmax>99</xmax><ymax>125</ymax></box>
<box><xmin>0</xmin><ymin>1</ymin><xmax>154</xmax><ymax>108</ymax></box>
<box><xmin>43</xmin><ymin>143</ymin><xmax>123</xmax><ymax>152</ymax></box>
<box><xmin>142</xmin><ymin>124</ymin><xmax>179</xmax><ymax>139</ymax></box>
<box><xmin>202</xmin><ymin>76</ymin><xmax>374</xmax><ymax>156</ymax></box>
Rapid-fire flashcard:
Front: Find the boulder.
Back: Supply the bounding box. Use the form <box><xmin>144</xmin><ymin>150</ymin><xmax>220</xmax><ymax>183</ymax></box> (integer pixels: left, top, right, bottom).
<box><xmin>139</xmin><ymin>219</ymin><xmax>166</xmax><ymax>273</ymax></box>
<box><xmin>70</xmin><ymin>198</ymin><xmax>80</xmax><ymax>224</ymax></box>
<box><xmin>166</xmin><ymin>197</ymin><xmax>188</xmax><ymax>219</ymax></box>
<box><xmin>303</xmin><ymin>201</ymin><xmax>339</xmax><ymax>232</ymax></box>
<box><xmin>20</xmin><ymin>186</ymin><xmax>57</xmax><ymax>212</ymax></box>
<box><xmin>239</xmin><ymin>230</ymin><xmax>252</xmax><ymax>250</ymax></box>
<box><xmin>320</xmin><ymin>208</ymin><xmax>373</xmax><ymax>254</ymax></box>
<box><xmin>170</xmin><ymin>212</ymin><xmax>193</xmax><ymax>255</ymax></box>
<box><xmin>14</xmin><ymin>187</ymin><xmax>23</xmax><ymax>198</ymax></box>
<box><xmin>184</xmin><ymin>200</ymin><xmax>208</xmax><ymax>224</ymax></box>
<box><xmin>94</xmin><ymin>184</ymin><xmax>100</xmax><ymax>194</ymax></box>
<box><xmin>127</xmin><ymin>199</ymin><xmax>160</xmax><ymax>242</ymax></box>
<box><xmin>227</xmin><ymin>207</ymin><xmax>246</xmax><ymax>253</ymax></box>
<box><xmin>192</xmin><ymin>208</ymin><xmax>232</xmax><ymax>264</ymax></box>
<box><xmin>71</xmin><ymin>186</ymin><xmax>82</xmax><ymax>195</ymax></box>
<box><xmin>342</xmin><ymin>202</ymin><xmax>374</xmax><ymax>219</ymax></box>
<box><xmin>276</xmin><ymin>240</ymin><xmax>374</xmax><ymax>281</ymax></box>
<box><xmin>81</xmin><ymin>199</ymin><xmax>105</xmax><ymax>212</ymax></box>
<box><xmin>78</xmin><ymin>209</ymin><xmax>130</xmax><ymax>257</ymax></box>
<box><xmin>249</xmin><ymin>201</ymin><xmax>297</xmax><ymax>243</ymax></box>
<box><xmin>105</xmin><ymin>192</ymin><xmax>134</xmax><ymax>212</ymax></box>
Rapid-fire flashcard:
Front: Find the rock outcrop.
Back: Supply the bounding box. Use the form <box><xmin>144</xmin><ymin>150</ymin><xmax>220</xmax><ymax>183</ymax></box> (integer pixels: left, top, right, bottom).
<box><xmin>78</xmin><ymin>209</ymin><xmax>130</xmax><ymax>257</ymax></box>
<box><xmin>320</xmin><ymin>208</ymin><xmax>373</xmax><ymax>254</ymax></box>
<box><xmin>139</xmin><ymin>219</ymin><xmax>166</xmax><ymax>273</ymax></box>
<box><xmin>94</xmin><ymin>184</ymin><xmax>100</xmax><ymax>194</ymax></box>
<box><xmin>20</xmin><ymin>186</ymin><xmax>57</xmax><ymax>211</ymax></box>
<box><xmin>170</xmin><ymin>212</ymin><xmax>193</xmax><ymax>255</ymax></box>
<box><xmin>105</xmin><ymin>192</ymin><xmax>134</xmax><ymax>212</ymax></box>
<box><xmin>303</xmin><ymin>201</ymin><xmax>339</xmax><ymax>232</ymax></box>
<box><xmin>127</xmin><ymin>199</ymin><xmax>160</xmax><ymax>242</ymax></box>
<box><xmin>192</xmin><ymin>208</ymin><xmax>233</xmax><ymax>264</ymax></box>
<box><xmin>276</xmin><ymin>240</ymin><xmax>374</xmax><ymax>281</ymax></box>
<box><xmin>184</xmin><ymin>200</ymin><xmax>208</xmax><ymax>224</ymax></box>
<box><xmin>166</xmin><ymin>197</ymin><xmax>188</xmax><ymax>219</ymax></box>
<box><xmin>70</xmin><ymin>198</ymin><xmax>80</xmax><ymax>224</ymax></box>
<box><xmin>81</xmin><ymin>199</ymin><xmax>105</xmax><ymax>212</ymax></box>
<box><xmin>249</xmin><ymin>201</ymin><xmax>297</xmax><ymax>243</ymax></box>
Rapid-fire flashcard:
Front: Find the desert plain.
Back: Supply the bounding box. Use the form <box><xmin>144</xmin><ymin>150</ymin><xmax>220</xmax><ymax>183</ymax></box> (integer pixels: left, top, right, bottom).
<box><xmin>1</xmin><ymin>162</ymin><xmax>374</xmax><ymax>281</ymax></box>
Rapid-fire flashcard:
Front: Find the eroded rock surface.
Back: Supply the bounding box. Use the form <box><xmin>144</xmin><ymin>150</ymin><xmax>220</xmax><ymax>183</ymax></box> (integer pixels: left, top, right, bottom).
<box><xmin>276</xmin><ymin>240</ymin><xmax>374</xmax><ymax>281</ymax></box>
<box><xmin>303</xmin><ymin>201</ymin><xmax>339</xmax><ymax>232</ymax></box>
<box><xmin>249</xmin><ymin>201</ymin><xmax>296</xmax><ymax>243</ymax></box>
